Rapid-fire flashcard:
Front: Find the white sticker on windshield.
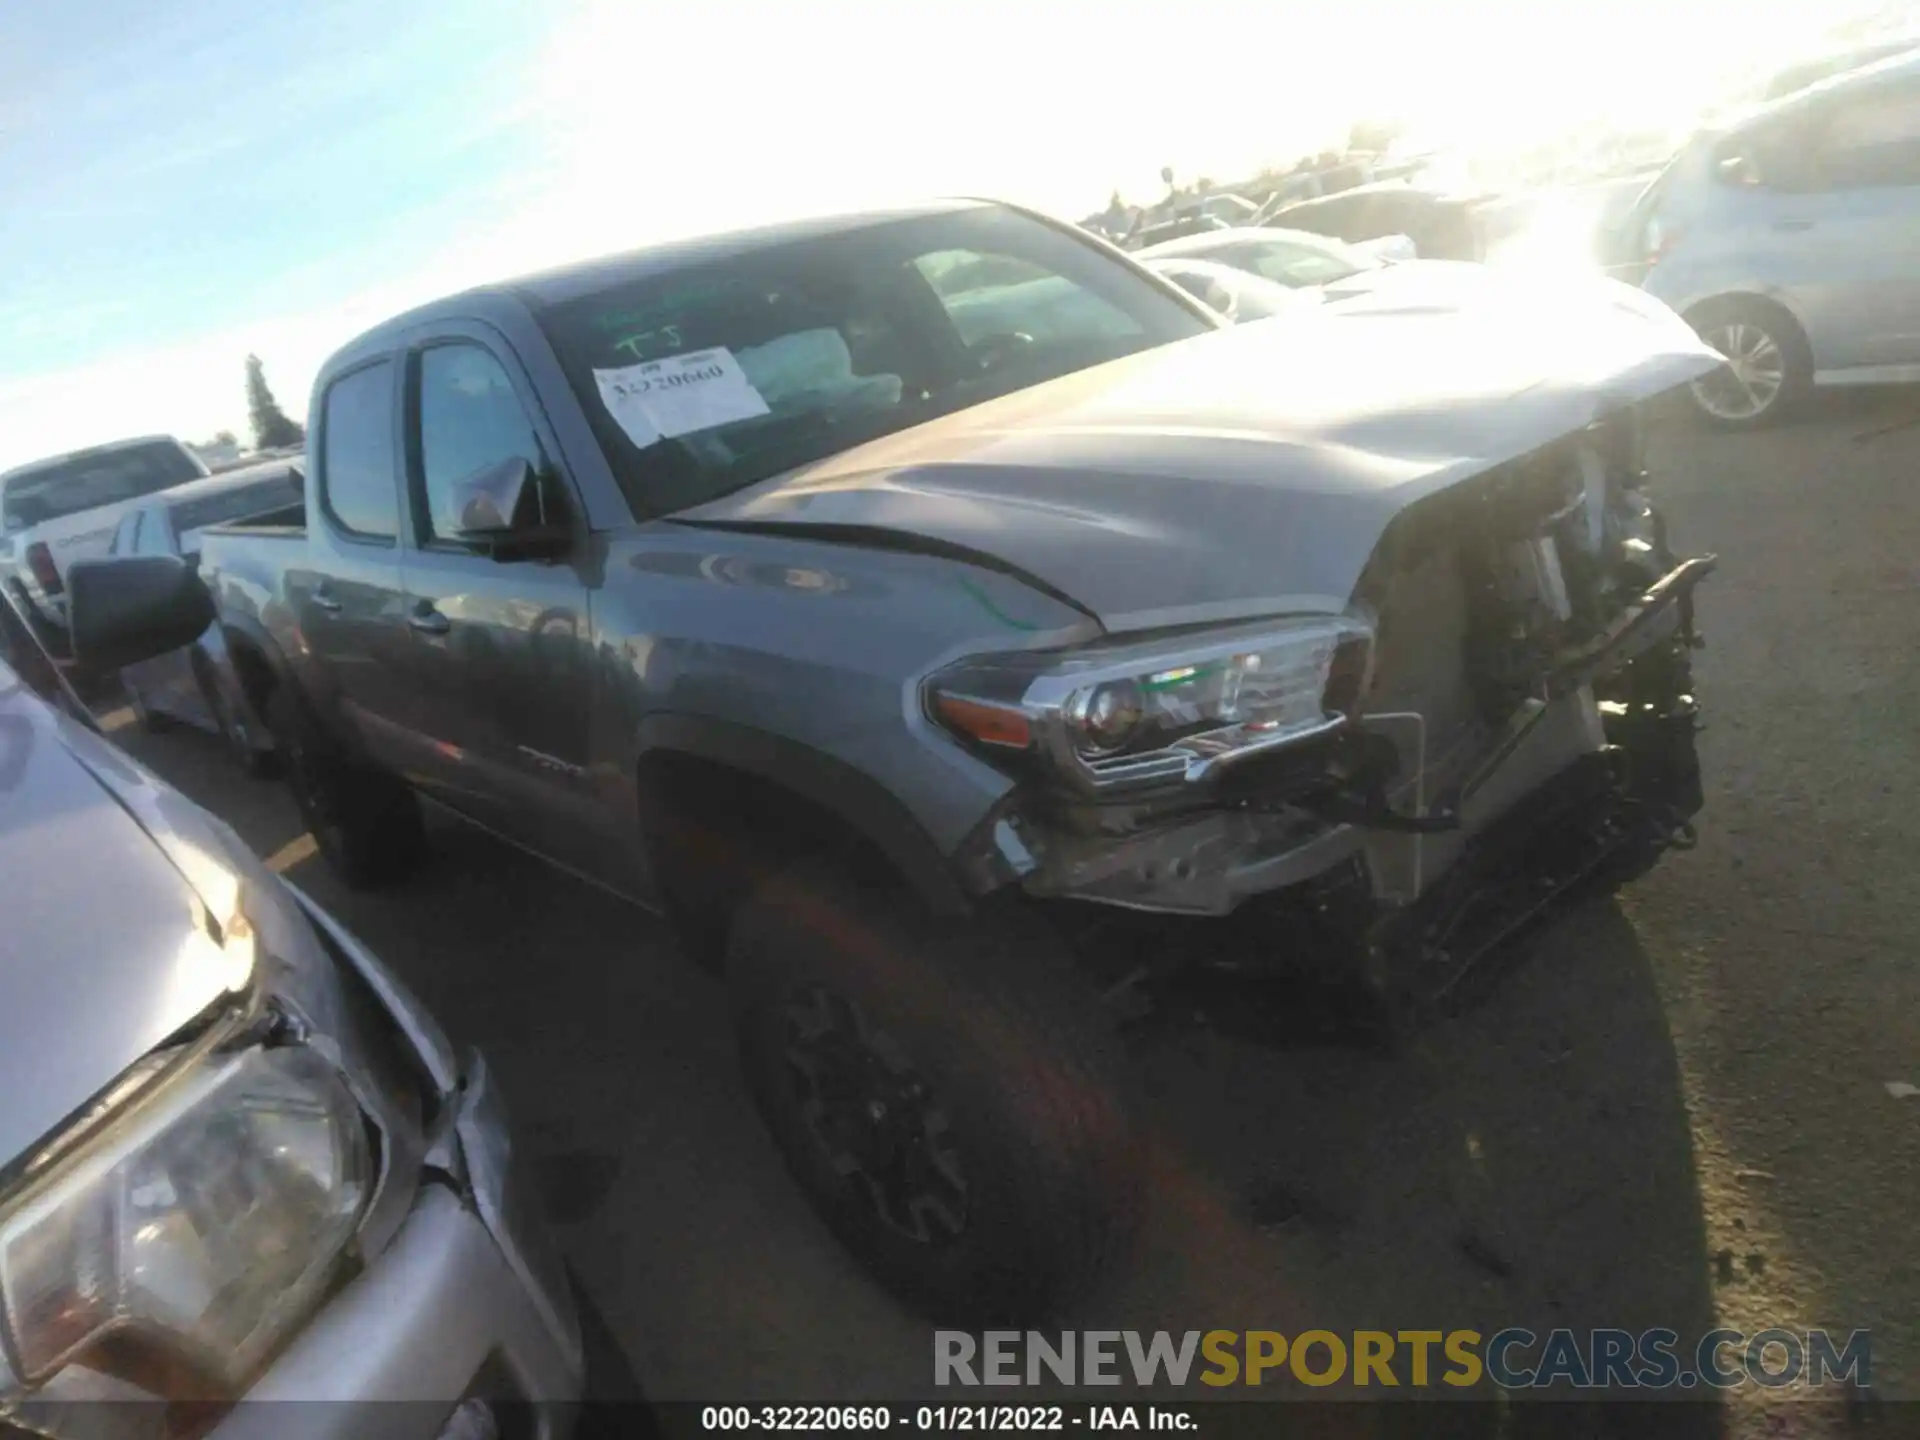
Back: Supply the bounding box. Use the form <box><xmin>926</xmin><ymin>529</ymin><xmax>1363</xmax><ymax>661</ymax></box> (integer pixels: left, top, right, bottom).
<box><xmin>592</xmin><ymin>348</ymin><xmax>771</xmax><ymax>449</ymax></box>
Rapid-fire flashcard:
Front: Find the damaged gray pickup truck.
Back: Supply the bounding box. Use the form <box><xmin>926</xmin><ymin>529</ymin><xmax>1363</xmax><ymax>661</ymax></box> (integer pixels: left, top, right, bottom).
<box><xmin>176</xmin><ymin>200</ymin><xmax>1721</xmax><ymax>1321</ymax></box>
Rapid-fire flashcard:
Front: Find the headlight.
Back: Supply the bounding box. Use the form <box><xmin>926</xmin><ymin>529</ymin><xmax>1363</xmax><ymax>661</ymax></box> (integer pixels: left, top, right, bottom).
<box><xmin>927</xmin><ymin>616</ymin><xmax>1373</xmax><ymax>794</ymax></box>
<box><xmin>0</xmin><ymin>1042</ymin><xmax>370</xmax><ymax>1390</ymax></box>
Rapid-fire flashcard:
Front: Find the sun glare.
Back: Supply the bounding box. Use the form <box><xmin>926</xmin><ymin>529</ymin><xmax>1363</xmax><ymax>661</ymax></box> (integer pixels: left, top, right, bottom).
<box><xmin>0</xmin><ymin>0</ymin><xmax>1901</xmax><ymax>467</ymax></box>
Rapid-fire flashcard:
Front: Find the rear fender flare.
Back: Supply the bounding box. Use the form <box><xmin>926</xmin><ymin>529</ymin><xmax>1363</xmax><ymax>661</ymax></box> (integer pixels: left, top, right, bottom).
<box><xmin>215</xmin><ymin>614</ymin><xmax>295</xmax><ymax>714</ymax></box>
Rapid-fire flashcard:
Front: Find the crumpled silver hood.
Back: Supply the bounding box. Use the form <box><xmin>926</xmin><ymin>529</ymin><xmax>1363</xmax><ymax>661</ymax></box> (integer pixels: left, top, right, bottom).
<box><xmin>0</xmin><ymin>690</ymin><xmax>248</xmax><ymax>1168</ymax></box>
<box><xmin>679</xmin><ymin>271</ymin><xmax>1722</xmax><ymax>633</ymax></box>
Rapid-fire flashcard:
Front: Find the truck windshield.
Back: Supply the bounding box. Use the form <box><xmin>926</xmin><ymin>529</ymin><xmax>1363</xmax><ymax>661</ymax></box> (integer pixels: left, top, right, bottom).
<box><xmin>1</xmin><ymin>441</ymin><xmax>204</xmax><ymax>532</ymax></box>
<box><xmin>535</xmin><ymin>205</ymin><xmax>1212</xmax><ymax>517</ymax></box>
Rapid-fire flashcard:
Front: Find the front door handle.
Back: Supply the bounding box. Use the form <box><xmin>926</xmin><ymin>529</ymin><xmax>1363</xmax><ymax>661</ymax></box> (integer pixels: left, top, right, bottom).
<box><xmin>1770</xmin><ymin>218</ymin><xmax>1815</xmax><ymax>232</ymax></box>
<box><xmin>310</xmin><ymin>585</ymin><xmax>342</xmax><ymax>614</ymax></box>
<box><xmin>408</xmin><ymin>606</ymin><xmax>451</xmax><ymax>636</ymax></box>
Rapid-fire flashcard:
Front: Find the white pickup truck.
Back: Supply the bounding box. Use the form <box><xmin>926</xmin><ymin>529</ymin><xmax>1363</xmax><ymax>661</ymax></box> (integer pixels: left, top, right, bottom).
<box><xmin>0</xmin><ymin>435</ymin><xmax>210</xmax><ymax>644</ymax></box>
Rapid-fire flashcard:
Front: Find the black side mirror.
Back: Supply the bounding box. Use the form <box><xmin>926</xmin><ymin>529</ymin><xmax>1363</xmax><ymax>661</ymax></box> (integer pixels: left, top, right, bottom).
<box><xmin>447</xmin><ymin>457</ymin><xmax>572</xmax><ymax>562</ymax></box>
<box><xmin>66</xmin><ymin>556</ymin><xmax>215</xmax><ymax>673</ymax></box>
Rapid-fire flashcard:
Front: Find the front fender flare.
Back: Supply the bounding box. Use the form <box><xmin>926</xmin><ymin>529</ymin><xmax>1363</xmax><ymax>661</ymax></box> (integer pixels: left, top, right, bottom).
<box><xmin>634</xmin><ymin>712</ymin><xmax>971</xmax><ymax>919</ymax></box>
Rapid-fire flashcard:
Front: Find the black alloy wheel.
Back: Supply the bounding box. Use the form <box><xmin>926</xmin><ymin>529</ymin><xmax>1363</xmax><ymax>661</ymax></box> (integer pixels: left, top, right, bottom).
<box><xmin>784</xmin><ymin>984</ymin><xmax>969</xmax><ymax>1247</ymax></box>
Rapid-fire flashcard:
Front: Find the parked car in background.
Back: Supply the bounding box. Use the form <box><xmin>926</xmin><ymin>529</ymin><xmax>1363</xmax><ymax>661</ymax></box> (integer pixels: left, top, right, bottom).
<box><xmin>1139</xmin><ymin>224</ymin><xmax>1392</xmax><ymax>288</ymax></box>
<box><xmin>923</xmin><ymin>249</ymin><xmax>1161</xmax><ymax>349</ymax></box>
<box><xmin>1121</xmin><ymin>212</ymin><xmax>1231</xmax><ymax>249</ymax></box>
<box><xmin>1619</xmin><ymin>49</ymin><xmax>1920</xmax><ymax>424</ymax></box>
<box><xmin>1762</xmin><ymin>35</ymin><xmax>1918</xmax><ymax>101</ymax></box>
<box><xmin>175</xmin><ymin>198</ymin><xmax>1721</xmax><ymax>1322</ymax></box>
<box><xmin>1142</xmin><ymin>256</ymin><xmax>1314</xmax><ymax>321</ymax></box>
<box><xmin>1180</xmin><ymin>192</ymin><xmax>1260</xmax><ymax>225</ymax></box>
<box><xmin>1357</xmin><ymin>232</ymin><xmax>1419</xmax><ymax>262</ymax></box>
<box><xmin>0</xmin><ymin>435</ymin><xmax>209</xmax><ymax>646</ymax></box>
<box><xmin>107</xmin><ymin>460</ymin><xmax>303</xmax><ymax>771</ymax></box>
<box><xmin>1259</xmin><ymin>181</ymin><xmax>1490</xmax><ymax>260</ymax></box>
<box><xmin>0</xmin><ymin>567</ymin><xmax>587</xmax><ymax>1437</ymax></box>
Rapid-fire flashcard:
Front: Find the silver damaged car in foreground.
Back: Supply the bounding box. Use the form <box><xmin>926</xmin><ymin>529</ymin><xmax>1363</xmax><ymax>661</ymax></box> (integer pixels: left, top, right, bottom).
<box><xmin>0</xmin><ymin>575</ymin><xmax>584</xmax><ymax>1438</ymax></box>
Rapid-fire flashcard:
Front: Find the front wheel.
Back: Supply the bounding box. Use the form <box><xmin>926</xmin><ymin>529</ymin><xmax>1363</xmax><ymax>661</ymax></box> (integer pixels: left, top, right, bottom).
<box><xmin>267</xmin><ymin>686</ymin><xmax>425</xmax><ymax>888</ymax></box>
<box><xmin>727</xmin><ymin>859</ymin><xmax>1143</xmax><ymax>1323</ymax></box>
<box><xmin>1686</xmin><ymin>300</ymin><xmax>1811</xmax><ymax>428</ymax></box>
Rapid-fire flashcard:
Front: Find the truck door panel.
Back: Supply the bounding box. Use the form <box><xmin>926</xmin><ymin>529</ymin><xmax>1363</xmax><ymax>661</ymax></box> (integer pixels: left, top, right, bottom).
<box><xmin>396</xmin><ymin>333</ymin><xmax>613</xmax><ymax>883</ymax></box>
<box><xmin>297</xmin><ymin>358</ymin><xmax>419</xmax><ymax>768</ymax></box>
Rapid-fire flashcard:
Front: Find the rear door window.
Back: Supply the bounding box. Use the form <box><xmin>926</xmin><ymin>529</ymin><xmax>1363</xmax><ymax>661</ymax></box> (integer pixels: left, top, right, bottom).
<box><xmin>318</xmin><ymin>362</ymin><xmax>399</xmax><ymax>540</ymax></box>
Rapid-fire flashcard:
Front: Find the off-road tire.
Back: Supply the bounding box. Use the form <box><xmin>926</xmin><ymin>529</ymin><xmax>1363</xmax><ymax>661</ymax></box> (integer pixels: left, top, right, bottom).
<box><xmin>727</xmin><ymin>858</ymin><xmax>1143</xmax><ymax>1324</ymax></box>
<box><xmin>267</xmin><ymin>686</ymin><xmax>425</xmax><ymax>888</ymax></box>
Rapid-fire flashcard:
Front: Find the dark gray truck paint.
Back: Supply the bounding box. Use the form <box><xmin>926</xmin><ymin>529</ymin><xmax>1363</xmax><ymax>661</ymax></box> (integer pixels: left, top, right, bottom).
<box><xmin>196</xmin><ymin>202</ymin><xmax>1721</xmax><ymax>920</ymax></box>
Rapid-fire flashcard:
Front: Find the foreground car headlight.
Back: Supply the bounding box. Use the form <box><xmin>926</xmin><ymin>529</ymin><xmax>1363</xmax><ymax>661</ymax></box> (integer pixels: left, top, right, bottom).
<box><xmin>927</xmin><ymin>617</ymin><xmax>1373</xmax><ymax>793</ymax></box>
<box><xmin>0</xmin><ymin>1041</ymin><xmax>370</xmax><ymax>1389</ymax></box>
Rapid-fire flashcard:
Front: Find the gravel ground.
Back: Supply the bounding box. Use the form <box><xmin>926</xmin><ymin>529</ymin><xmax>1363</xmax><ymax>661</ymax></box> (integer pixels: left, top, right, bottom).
<box><xmin>111</xmin><ymin>390</ymin><xmax>1920</xmax><ymax>1433</ymax></box>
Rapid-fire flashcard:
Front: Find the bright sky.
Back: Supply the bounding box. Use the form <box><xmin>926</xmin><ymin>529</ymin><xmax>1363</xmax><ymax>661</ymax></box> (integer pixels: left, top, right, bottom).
<box><xmin>0</xmin><ymin>0</ymin><xmax>1901</xmax><ymax>468</ymax></box>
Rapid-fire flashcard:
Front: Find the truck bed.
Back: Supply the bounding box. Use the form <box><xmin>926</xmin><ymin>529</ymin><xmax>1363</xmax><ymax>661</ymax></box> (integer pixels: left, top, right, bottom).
<box><xmin>206</xmin><ymin>498</ymin><xmax>306</xmax><ymax>535</ymax></box>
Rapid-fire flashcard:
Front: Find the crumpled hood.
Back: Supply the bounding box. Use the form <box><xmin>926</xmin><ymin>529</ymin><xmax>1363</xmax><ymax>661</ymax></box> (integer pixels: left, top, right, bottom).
<box><xmin>0</xmin><ymin>689</ymin><xmax>249</xmax><ymax>1168</ymax></box>
<box><xmin>678</xmin><ymin>271</ymin><xmax>1721</xmax><ymax>632</ymax></box>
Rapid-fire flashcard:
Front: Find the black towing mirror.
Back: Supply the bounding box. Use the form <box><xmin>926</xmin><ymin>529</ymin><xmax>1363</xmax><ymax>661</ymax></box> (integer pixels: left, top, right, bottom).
<box><xmin>66</xmin><ymin>555</ymin><xmax>215</xmax><ymax>673</ymax></box>
<box><xmin>448</xmin><ymin>457</ymin><xmax>572</xmax><ymax>562</ymax></box>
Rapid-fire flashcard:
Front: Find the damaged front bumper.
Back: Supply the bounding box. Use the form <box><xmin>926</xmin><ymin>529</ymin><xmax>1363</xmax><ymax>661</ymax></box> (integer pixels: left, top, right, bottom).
<box><xmin>1006</xmin><ymin>552</ymin><xmax>1712</xmax><ymax>921</ymax></box>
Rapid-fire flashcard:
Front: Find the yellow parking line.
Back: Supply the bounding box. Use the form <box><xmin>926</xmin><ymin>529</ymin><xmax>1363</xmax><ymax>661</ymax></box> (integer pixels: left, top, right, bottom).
<box><xmin>98</xmin><ymin>706</ymin><xmax>135</xmax><ymax>733</ymax></box>
<box><xmin>264</xmin><ymin>833</ymin><xmax>318</xmax><ymax>873</ymax></box>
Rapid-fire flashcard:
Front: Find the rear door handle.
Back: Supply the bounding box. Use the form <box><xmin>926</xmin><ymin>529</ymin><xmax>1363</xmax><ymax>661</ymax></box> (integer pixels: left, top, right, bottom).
<box><xmin>310</xmin><ymin>585</ymin><xmax>342</xmax><ymax>614</ymax></box>
<box><xmin>1770</xmin><ymin>218</ymin><xmax>1815</xmax><ymax>232</ymax></box>
<box><xmin>408</xmin><ymin>606</ymin><xmax>451</xmax><ymax>636</ymax></box>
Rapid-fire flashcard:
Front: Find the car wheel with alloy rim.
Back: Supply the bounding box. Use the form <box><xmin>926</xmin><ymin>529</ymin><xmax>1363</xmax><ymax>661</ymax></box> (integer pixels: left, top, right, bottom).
<box><xmin>1686</xmin><ymin>299</ymin><xmax>1810</xmax><ymax>428</ymax></box>
<box><xmin>727</xmin><ymin>857</ymin><xmax>1143</xmax><ymax>1323</ymax></box>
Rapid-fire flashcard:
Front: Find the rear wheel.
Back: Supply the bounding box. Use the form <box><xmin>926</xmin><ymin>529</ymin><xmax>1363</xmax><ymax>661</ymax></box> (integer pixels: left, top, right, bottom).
<box><xmin>267</xmin><ymin>686</ymin><xmax>425</xmax><ymax>888</ymax></box>
<box><xmin>727</xmin><ymin>859</ymin><xmax>1143</xmax><ymax>1323</ymax></box>
<box><xmin>1686</xmin><ymin>299</ymin><xmax>1811</xmax><ymax>427</ymax></box>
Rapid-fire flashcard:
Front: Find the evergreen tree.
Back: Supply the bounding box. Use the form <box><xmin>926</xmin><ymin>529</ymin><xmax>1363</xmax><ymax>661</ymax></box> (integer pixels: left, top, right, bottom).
<box><xmin>245</xmin><ymin>355</ymin><xmax>305</xmax><ymax>449</ymax></box>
